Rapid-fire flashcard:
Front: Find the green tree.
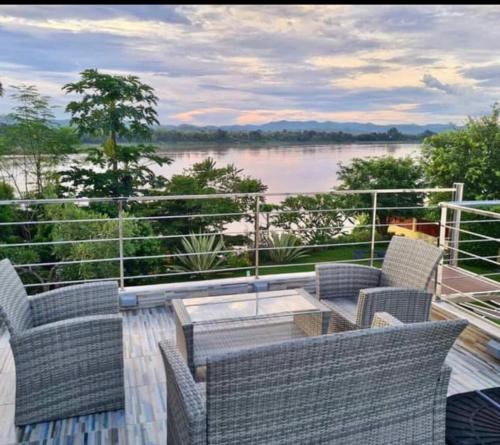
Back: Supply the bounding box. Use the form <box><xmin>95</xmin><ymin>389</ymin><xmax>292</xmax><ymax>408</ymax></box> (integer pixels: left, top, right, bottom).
<box><xmin>60</xmin><ymin>69</ymin><xmax>171</xmax><ymax>197</ymax></box>
<box><xmin>337</xmin><ymin>156</ymin><xmax>425</xmax><ymax>235</ymax></box>
<box><xmin>271</xmin><ymin>194</ymin><xmax>350</xmax><ymax>245</ymax></box>
<box><xmin>422</xmin><ymin>104</ymin><xmax>500</xmax><ymax>200</ymax></box>
<box><xmin>422</xmin><ymin>106</ymin><xmax>500</xmax><ymax>263</ymax></box>
<box><xmin>0</xmin><ymin>85</ymin><xmax>77</xmax><ymax>197</ymax></box>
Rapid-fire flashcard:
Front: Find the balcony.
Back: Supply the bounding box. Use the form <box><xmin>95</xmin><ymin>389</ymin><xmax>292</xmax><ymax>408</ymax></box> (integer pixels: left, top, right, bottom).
<box><xmin>0</xmin><ymin>187</ymin><xmax>499</xmax><ymax>444</ymax></box>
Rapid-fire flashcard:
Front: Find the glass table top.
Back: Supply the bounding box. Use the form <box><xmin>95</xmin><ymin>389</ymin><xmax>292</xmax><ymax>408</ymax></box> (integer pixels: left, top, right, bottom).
<box><xmin>182</xmin><ymin>289</ymin><xmax>320</xmax><ymax>324</ymax></box>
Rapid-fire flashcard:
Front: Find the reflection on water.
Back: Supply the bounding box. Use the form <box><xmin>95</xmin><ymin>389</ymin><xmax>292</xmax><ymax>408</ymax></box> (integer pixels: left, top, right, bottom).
<box><xmin>152</xmin><ymin>143</ymin><xmax>420</xmax><ymax>195</ymax></box>
<box><xmin>1</xmin><ymin>143</ymin><xmax>420</xmax><ymax>198</ymax></box>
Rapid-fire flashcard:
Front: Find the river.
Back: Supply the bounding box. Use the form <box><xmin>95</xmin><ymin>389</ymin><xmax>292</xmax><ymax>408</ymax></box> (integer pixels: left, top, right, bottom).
<box><xmin>0</xmin><ymin>142</ymin><xmax>420</xmax><ymax>198</ymax></box>
<box><xmin>152</xmin><ymin>142</ymin><xmax>420</xmax><ymax>194</ymax></box>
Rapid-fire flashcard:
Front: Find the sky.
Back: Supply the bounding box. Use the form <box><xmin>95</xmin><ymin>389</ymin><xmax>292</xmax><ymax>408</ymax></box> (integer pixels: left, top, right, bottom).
<box><xmin>0</xmin><ymin>4</ymin><xmax>499</xmax><ymax>126</ymax></box>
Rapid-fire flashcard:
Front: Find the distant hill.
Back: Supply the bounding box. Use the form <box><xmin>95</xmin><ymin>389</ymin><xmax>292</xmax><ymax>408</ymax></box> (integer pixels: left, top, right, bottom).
<box><xmin>0</xmin><ymin>115</ymin><xmax>460</xmax><ymax>135</ymax></box>
<box><xmin>158</xmin><ymin>120</ymin><xmax>459</xmax><ymax>135</ymax></box>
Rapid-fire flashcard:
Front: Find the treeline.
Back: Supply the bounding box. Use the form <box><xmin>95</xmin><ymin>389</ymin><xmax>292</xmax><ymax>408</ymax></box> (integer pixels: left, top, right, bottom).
<box><xmin>78</xmin><ymin>127</ymin><xmax>432</xmax><ymax>145</ymax></box>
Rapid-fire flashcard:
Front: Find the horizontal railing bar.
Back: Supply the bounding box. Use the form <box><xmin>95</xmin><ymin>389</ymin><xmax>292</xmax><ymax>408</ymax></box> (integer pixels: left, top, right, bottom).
<box><xmin>446</xmin><ymin>246</ymin><xmax>500</xmax><ymax>268</ymax></box>
<box><xmin>0</xmin><ymin>187</ymin><xmax>456</xmax><ymax>207</ymax></box>
<box><xmin>122</xmin><ymin>266</ymin><xmax>255</xmax><ymax>281</ymax></box>
<box><xmin>444</xmin><ymin>254</ymin><xmax>500</xmax><ymax>262</ymax></box>
<box><xmin>0</xmin><ymin>230</ymin><xmax>254</xmax><ymax>248</ymax></box>
<box><xmin>24</xmin><ymin>276</ymin><xmax>119</xmax><ymax>288</ymax></box>
<box><xmin>442</xmin><ymin>202</ymin><xmax>500</xmax><ymax>220</ymax></box>
<box><xmin>259</xmin><ymin>257</ymin><xmax>380</xmax><ymax>269</ymax></box>
<box><xmin>442</xmin><ymin>224</ymin><xmax>499</xmax><ymax>242</ymax></box>
<box><xmin>12</xmin><ymin>239</ymin><xmax>392</xmax><ymax>268</ymax></box>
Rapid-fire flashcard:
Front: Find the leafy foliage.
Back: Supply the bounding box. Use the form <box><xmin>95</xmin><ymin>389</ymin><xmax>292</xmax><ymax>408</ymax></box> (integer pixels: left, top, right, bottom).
<box><xmin>173</xmin><ymin>232</ymin><xmax>225</xmax><ymax>274</ymax></box>
<box><xmin>60</xmin><ymin>69</ymin><xmax>171</xmax><ymax>197</ymax></box>
<box><xmin>264</xmin><ymin>232</ymin><xmax>307</xmax><ymax>264</ymax></box>
<box><xmin>271</xmin><ymin>194</ymin><xmax>350</xmax><ymax>245</ymax></box>
<box><xmin>0</xmin><ymin>85</ymin><xmax>77</xmax><ymax>197</ymax></box>
<box><xmin>337</xmin><ymin>156</ymin><xmax>425</xmax><ymax>234</ymax></box>
<box><xmin>422</xmin><ymin>104</ymin><xmax>500</xmax><ymax>201</ymax></box>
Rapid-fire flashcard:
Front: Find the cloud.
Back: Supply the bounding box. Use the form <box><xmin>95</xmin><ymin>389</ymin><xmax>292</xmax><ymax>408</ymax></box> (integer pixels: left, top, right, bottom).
<box><xmin>0</xmin><ymin>5</ymin><xmax>499</xmax><ymax>125</ymax></box>
<box><xmin>421</xmin><ymin>74</ymin><xmax>457</xmax><ymax>94</ymax></box>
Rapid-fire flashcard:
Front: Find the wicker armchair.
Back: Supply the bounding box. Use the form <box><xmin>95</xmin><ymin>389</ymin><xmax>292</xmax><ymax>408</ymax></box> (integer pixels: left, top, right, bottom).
<box><xmin>160</xmin><ymin>313</ymin><xmax>467</xmax><ymax>445</ymax></box>
<box><xmin>0</xmin><ymin>259</ymin><xmax>124</xmax><ymax>426</ymax></box>
<box><xmin>316</xmin><ymin>236</ymin><xmax>443</xmax><ymax>332</ymax></box>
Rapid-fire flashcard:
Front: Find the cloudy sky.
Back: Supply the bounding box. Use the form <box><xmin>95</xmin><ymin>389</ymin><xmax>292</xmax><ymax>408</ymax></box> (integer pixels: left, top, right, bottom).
<box><xmin>0</xmin><ymin>5</ymin><xmax>499</xmax><ymax>126</ymax></box>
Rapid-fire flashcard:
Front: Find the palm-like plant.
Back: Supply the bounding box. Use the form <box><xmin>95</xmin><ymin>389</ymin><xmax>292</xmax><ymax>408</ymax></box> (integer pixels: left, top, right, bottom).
<box><xmin>265</xmin><ymin>232</ymin><xmax>307</xmax><ymax>264</ymax></box>
<box><xmin>173</xmin><ymin>233</ymin><xmax>225</xmax><ymax>273</ymax></box>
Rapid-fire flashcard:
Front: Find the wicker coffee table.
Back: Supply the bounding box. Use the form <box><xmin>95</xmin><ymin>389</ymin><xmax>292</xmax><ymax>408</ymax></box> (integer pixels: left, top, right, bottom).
<box><xmin>172</xmin><ymin>288</ymin><xmax>331</xmax><ymax>375</ymax></box>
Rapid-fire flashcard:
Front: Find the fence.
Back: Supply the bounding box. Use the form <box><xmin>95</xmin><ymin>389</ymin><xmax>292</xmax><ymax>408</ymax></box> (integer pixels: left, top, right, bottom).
<box><xmin>436</xmin><ymin>200</ymin><xmax>500</xmax><ymax>328</ymax></box>
<box><xmin>0</xmin><ymin>185</ymin><xmax>461</xmax><ymax>291</ymax></box>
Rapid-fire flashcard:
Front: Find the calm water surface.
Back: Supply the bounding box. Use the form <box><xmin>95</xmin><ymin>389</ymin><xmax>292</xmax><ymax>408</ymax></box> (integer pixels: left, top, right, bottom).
<box><xmin>152</xmin><ymin>142</ymin><xmax>420</xmax><ymax>194</ymax></box>
<box><xmin>1</xmin><ymin>143</ymin><xmax>420</xmax><ymax>198</ymax></box>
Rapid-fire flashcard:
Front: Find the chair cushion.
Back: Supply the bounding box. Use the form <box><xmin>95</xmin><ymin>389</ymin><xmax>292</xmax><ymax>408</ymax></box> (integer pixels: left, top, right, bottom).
<box><xmin>322</xmin><ymin>296</ymin><xmax>358</xmax><ymax>324</ymax></box>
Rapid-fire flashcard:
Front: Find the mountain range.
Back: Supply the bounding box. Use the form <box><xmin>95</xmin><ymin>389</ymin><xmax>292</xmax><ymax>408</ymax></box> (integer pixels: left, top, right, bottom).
<box><xmin>158</xmin><ymin>120</ymin><xmax>459</xmax><ymax>135</ymax></box>
<box><xmin>0</xmin><ymin>115</ymin><xmax>459</xmax><ymax>135</ymax></box>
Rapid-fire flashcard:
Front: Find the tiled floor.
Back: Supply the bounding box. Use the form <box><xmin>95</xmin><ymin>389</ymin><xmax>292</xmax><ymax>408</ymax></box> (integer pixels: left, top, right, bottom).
<box><xmin>0</xmin><ymin>306</ymin><xmax>499</xmax><ymax>444</ymax></box>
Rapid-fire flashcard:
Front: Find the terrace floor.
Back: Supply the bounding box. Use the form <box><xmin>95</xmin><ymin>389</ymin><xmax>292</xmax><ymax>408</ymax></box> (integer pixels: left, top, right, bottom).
<box><xmin>1</xmin><ymin>306</ymin><xmax>499</xmax><ymax>445</ymax></box>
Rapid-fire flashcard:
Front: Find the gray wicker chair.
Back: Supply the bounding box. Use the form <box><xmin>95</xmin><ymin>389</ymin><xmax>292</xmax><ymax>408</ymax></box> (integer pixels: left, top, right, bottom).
<box><xmin>0</xmin><ymin>259</ymin><xmax>124</xmax><ymax>426</ymax></box>
<box><xmin>316</xmin><ymin>236</ymin><xmax>443</xmax><ymax>332</ymax></box>
<box><xmin>160</xmin><ymin>313</ymin><xmax>467</xmax><ymax>445</ymax></box>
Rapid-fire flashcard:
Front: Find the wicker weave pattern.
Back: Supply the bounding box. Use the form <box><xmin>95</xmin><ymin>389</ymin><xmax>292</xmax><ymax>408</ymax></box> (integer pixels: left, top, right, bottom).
<box><xmin>162</xmin><ymin>317</ymin><xmax>467</xmax><ymax>445</ymax></box>
<box><xmin>371</xmin><ymin>311</ymin><xmax>403</xmax><ymax>328</ymax></box>
<box><xmin>11</xmin><ymin>314</ymin><xmax>124</xmax><ymax>425</ymax></box>
<box><xmin>0</xmin><ymin>260</ymin><xmax>125</xmax><ymax>425</ymax></box>
<box><xmin>0</xmin><ymin>259</ymin><xmax>33</xmax><ymax>334</ymax></box>
<box><xmin>433</xmin><ymin>364</ymin><xmax>452</xmax><ymax>444</ymax></box>
<box><xmin>29</xmin><ymin>281</ymin><xmax>119</xmax><ymax>326</ymax></box>
<box><xmin>380</xmin><ymin>236</ymin><xmax>443</xmax><ymax>289</ymax></box>
<box><xmin>159</xmin><ymin>340</ymin><xmax>206</xmax><ymax>445</ymax></box>
<box><xmin>316</xmin><ymin>263</ymin><xmax>381</xmax><ymax>299</ymax></box>
<box><xmin>356</xmin><ymin>287</ymin><xmax>433</xmax><ymax>328</ymax></box>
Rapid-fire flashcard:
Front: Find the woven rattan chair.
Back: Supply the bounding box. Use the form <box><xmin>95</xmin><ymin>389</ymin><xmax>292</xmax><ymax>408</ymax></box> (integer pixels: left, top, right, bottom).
<box><xmin>316</xmin><ymin>236</ymin><xmax>443</xmax><ymax>332</ymax></box>
<box><xmin>0</xmin><ymin>259</ymin><xmax>124</xmax><ymax>425</ymax></box>
<box><xmin>160</xmin><ymin>313</ymin><xmax>467</xmax><ymax>445</ymax></box>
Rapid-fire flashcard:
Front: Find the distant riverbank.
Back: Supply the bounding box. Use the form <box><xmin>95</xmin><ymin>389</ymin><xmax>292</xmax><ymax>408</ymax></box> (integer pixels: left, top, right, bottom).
<box><xmin>0</xmin><ymin>142</ymin><xmax>420</xmax><ymax>198</ymax></box>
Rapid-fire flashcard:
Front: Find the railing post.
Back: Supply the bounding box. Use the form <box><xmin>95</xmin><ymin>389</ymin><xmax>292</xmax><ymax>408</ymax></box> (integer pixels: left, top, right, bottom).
<box><xmin>436</xmin><ymin>204</ymin><xmax>448</xmax><ymax>299</ymax></box>
<box><xmin>118</xmin><ymin>199</ymin><xmax>125</xmax><ymax>290</ymax></box>
<box><xmin>254</xmin><ymin>196</ymin><xmax>260</xmax><ymax>279</ymax></box>
<box><xmin>370</xmin><ymin>192</ymin><xmax>378</xmax><ymax>267</ymax></box>
<box><xmin>449</xmin><ymin>182</ymin><xmax>464</xmax><ymax>267</ymax></box>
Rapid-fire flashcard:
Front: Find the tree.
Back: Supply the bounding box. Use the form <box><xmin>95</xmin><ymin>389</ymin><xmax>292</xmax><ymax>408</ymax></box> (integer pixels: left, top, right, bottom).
<box><xmin>422</xmin><ymin>105</ymin><xmax>500</xmax><ymax>261</ymax></box>
<box><xmin>0</xmin><ymin>81</ymin><xmax>3</xmax><ymax>96</ymax></box>
<box><xmin>60</xmin><ymin>69</ymin><xmax>171</xmax><ymax>197</ymax></box>
<box><xmin>337</xmin><ymin>156</ymin><xmax>425</xmax><ymax>235</ymax></box>
<box><xmin>422</xmin><ymin>104</ymin><xmax>500</xmax><ymax>200</ymax></box>
<box><xmin>148</xmin><ymin>157</ymin><xmax>267</xmax><ymax>235</ymax></box>
<box><xmin>0</xmin><ymin>85</ymin><xmax>77</xmax><ymax>197</ymax></box>
<box><xmin>271</xmin><ymin>194</ymin><xmax>350</xmax><ymax>245</ymax></box>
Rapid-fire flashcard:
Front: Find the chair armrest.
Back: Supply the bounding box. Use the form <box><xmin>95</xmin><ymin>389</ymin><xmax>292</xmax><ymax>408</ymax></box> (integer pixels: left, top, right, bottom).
<box><xmin>29</xmin><ymin>281</ymin><xmax>119</xmax><ymax>326</ymax></box>
<box><xmin>159</xmin><ymin>340</ymin><xmax>206</xmax><ymax>445</ymax></box>
<box><xmin>357</xmin><ymin>287</ymin><xmax>433</xmax><ymax>328</ymax></box>
<box><xmin>371</xmin><ymin>312</ymin><xmax>403</xmax><ymax>328</ymax></box>
<box><xmin>316</xmin><ymin>263</ymin><xmax>381</xmax><ymax>300</ymax></box>
<box><xmin>10</xmin><ymin>314</ymin><xmax>123</xmax><ymax>387</ymax></box>
<box><xmin>433</xmin><ymin>364</ymin><xmax>452</xmax><ymax>444</ymax></box>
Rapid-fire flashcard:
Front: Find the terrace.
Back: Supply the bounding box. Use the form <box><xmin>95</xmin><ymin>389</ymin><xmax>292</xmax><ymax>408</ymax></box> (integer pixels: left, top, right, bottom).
<box><xmin>0</xmin><ymin>185</ymin><xmax>499</xmax><ymax>444</ymax></box>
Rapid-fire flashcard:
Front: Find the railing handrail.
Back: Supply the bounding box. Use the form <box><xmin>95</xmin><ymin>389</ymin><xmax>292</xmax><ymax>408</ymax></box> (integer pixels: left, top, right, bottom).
<box><xmin>0</xmin><ymin>185</ymin><xmax>461</xmax><ymax>291</ymax></box>
<box><xmin>0</xmin><ymin>187</ymin><xmax>456</xmax><ymax>206</ymax></box>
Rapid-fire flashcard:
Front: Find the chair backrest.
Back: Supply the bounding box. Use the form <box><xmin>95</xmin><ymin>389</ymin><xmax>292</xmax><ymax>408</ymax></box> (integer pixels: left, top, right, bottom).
<box><xmin>380</xmin><ymin>236</ymin><xmax>443</xmax><ymax>289</ymax></box>
<box><xmin>204</xmin><ymin>318</ymin><xmax>467</xmax><ymax>445</ymax></box>
<box><xmin>0</xmin><ymin>259</ymin><xmax>33</xmax><ymax>335</ymax></box>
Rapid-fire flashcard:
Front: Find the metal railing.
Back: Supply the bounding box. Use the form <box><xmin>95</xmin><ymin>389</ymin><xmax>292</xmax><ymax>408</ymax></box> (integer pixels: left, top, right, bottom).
<box><xmin>0</xmin><ymin>185</ymin><xmax>461</xmax><ymax>291</ymax></box>
<box><xmin>436</xmin><ymin>200</ymin><xmax>500</xmax><ymax>328</ymax></box>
